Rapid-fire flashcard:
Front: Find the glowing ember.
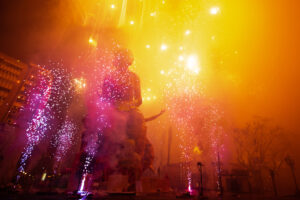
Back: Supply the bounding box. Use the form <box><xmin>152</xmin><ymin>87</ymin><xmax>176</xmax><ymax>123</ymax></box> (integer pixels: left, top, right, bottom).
<box><xmin>210</xmin><ymin>6</ymin><xmax>220</xmax><ymax>15</ymax></box>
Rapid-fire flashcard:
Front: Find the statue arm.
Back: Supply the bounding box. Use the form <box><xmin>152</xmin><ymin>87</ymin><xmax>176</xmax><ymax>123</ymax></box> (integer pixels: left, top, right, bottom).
<box><xmin>145</xmin><ymin>109</ymin><xmax>165</xmax><ymax>122</ymax></box>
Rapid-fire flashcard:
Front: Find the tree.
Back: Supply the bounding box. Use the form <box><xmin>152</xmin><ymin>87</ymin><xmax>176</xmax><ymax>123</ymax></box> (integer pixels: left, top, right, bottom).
<box><xmin>233</xmin><ymin>117</ymin><xmax>288</xmax><ymax>195</ymax></box>
<box><xmin>285</xmin><ymin>155</ymin><xmax>300</xmax><ymax>196</ymax></box>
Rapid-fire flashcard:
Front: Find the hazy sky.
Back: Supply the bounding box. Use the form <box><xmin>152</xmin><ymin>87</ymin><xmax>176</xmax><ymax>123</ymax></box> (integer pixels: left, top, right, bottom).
<box><xmin>0</xmin><ymin>0</ymin><xmax>300</xmax><ymax>149</ymax></box>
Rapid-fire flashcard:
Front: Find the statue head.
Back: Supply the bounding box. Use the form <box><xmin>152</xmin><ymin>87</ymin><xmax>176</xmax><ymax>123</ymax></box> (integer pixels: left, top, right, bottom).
<box><xmin>113</xmin><ymin>48</ymin><xmax>134</xmax><ymax>71</ymax></box>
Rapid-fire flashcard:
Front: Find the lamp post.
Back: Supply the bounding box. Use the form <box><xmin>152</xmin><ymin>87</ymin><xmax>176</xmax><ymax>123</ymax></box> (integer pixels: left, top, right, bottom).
<box><xmin>197</xmin><ymin>162</ymin><xmax>204</xmax><ymax>197</ymax></box>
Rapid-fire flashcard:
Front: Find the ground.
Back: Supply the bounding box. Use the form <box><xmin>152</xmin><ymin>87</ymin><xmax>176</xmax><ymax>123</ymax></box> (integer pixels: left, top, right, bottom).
<box><xmin>1</xmin><ymin>192</ymin><xmax>300</xmax><ymax>200</ymax></box>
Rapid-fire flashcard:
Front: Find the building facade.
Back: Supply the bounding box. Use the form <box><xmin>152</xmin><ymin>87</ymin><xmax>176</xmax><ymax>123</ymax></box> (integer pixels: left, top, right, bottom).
<box><xmin>0</xmin><ymin>52</ymin><xmax>45</xmax><ymax>125</ymax></box>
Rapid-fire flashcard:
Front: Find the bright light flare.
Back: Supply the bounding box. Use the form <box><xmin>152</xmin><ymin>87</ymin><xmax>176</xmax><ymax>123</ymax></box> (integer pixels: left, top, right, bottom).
<box><xmin>161</xmin><ymin>44</ymin><xmax>168</xmax><ymax>51</ymax></box>
<box><xmin>150</xmin><ymin>12</ymin><xmax>156</xmax><ymax>17</ymax></box>
<box><xmin>130</xmin><ymin>20</ymin><xmax>135</xmax><ymax>25</ymax></box>
<box><xmin>88</xmin><ymin>37</ymin><xmax>97</xmax><ymax>47</ymax></box>
<box><xmin>178</xmin><ymin>55</ymin><xmax>184</xmax><ymax>61</ymax></box>
<box><xmin>188</xmin><ymin>184</ymin><xmax>192</xmax><ymax>193</ymax></box>
<box><xmin>185</xmin><ymin>30</ymin><xmax>191</xmax><ymax>35</ymax></box>
<box><xmin>74</xmin><ymin>78</ymin><xmax>86</xmax><ymax>91</ymax></box>
<box><xmin>210</xmin><ymin>7</ymin><xmax>220</xmax><ymax>15</ymax></box>
<box><xmin>146</xmin><ymin>44</ymin><xmax>151</xmax><ymax>49</ymax></box>
<box><xmin>79</xmin><ymin>174</ymin><xmax>87</xmax><ymax>192</ymax></box>
<box><xmin>111</xmin><ymin>4</ymin><xmax>115</xmax><ymax>9</ymax></box>
<box><xmin>186</xmin><ymin>55</ymin><xmax>200</xmax><ymax>74</ymax></box>
<box><xmin>41</xmin><ymin>173</ymin><xmax>47</xmax><ymax>181</ymax></box>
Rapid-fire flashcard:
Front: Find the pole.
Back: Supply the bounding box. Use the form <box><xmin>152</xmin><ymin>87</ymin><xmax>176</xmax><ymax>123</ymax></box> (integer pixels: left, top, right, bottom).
<box><xmin>167</xmin><ymin>127</ymin><xmax>172</xmax><ymax>165</ymax></box>
<box><xmin>217</xmin><ymin>151</ymin><xmax>223</xmax><ymax>196</ymax></box>
<box><xmin>197</xmin><ymin>162</ymin><xmax>204</xmax><ymax>197</ymax></box>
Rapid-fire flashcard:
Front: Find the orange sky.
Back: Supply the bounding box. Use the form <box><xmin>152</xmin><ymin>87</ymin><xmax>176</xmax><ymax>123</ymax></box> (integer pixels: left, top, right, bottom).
<box><xmin>0</xmin><ymin>0</ymin><xmax>300</xmax><ymax>163</ymax></box>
